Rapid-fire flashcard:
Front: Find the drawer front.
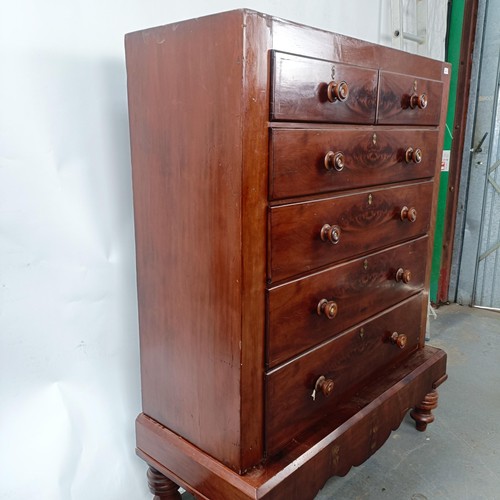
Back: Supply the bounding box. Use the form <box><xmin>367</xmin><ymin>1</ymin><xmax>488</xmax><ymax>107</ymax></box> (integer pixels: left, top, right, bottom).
<box><xmin>271</xmin><ymin>51</ymin><xmax>378</xmax><ymax>124</ymax></box>
<box><xmin>269</xmin><ymin>181</ymin><xmax>433</xmax><ymax>283</ymax></box>
<box><xmin>265</xmin><ymin>293</ymin><xmax>424</xmax><ymax>456</ymax></box>
<box><xmin>270</xmin><ymin>128</ymin><xmax>439</xmax><ymax>199</ymax></box>
<box><xmin>267</xmin><ymin>236</ymin><xmax>427</xmax><ymax>367</ymax></box>
<box><xmin>377</xmin><ymin>71</ymin><xmax>443</xmax><ymax>125</ymax></box>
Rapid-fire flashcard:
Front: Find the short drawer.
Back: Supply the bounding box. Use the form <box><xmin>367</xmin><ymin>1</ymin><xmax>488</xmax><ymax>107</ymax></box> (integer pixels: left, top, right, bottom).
<box><xmin>271</xmin><ymin>51</ymin><xmax>378</xmax><ymax>124</ymax></box>
<box><xmin>267</xmin><ymin>236</ymin><xmax>427</xmax><ymax>367</ymax></box>
<box><xmin>269</xmin><ymin>181</ymin><xmax>433</xmax><ymax>283</ymax></box>
<box><xmin>265</xmin><ymin>293</ymin><xmax>424</xmax><ymax>456</ymax></box>
<box><xmin>377</xmin><ymin>71</ymin><xmax>443</xmax><ymax>125</ymax></box>
<box><xmin>270</xmin><ymin>127</ymin><xmax>439</xmax><ymax>199</ymax></box>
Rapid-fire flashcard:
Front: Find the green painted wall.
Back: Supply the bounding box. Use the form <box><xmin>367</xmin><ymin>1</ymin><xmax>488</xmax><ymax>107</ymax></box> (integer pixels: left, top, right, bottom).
<box><xmin>430</xmin><ymin>0</ymin><xmax>465</xmax><ymax>303</ymax></box>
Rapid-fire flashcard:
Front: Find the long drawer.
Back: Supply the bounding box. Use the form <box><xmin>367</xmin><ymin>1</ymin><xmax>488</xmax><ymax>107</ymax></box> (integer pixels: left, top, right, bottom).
<box><xmin>265</xmin><ymin>293</ymin><xmax>425</xmax><ymax>456</ymax></box>
<box><xmin>270</xmin><ymin>127</ymin><xmax>439</xmax><ymax>199</ymax></box>
<box><xmin>267</xmin><ymin>236</ymin><xmax>428</xmax><ymax>367</ymax></box>
<box><xmin>271</xmin><ymin>51</ymin><xmax>378</xmax><ymax>124</ymax></box>
<box><xmin>269</xmin><ymin>181</ymin><xmax>433</xmax><ymax>283</ymax></box>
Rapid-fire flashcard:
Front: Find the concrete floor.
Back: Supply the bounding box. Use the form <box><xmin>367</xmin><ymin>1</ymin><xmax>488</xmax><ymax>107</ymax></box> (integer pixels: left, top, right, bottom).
<box><xmin>182</xmin><ymin>304</ymin><xmax>500</xmax><ymax>500</ymax></box>
<box><xmin>316</xmin><ymin>304</ymin><xmax>500</xmax><ymax>500</ymax></box>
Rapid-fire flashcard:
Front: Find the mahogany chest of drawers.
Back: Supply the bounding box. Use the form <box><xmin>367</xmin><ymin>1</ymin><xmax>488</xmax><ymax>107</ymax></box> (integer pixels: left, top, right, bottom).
<box><xmin>125</xmin><ymin>9</ymin><xmax>449</xmax><ymax>499</ymax></box>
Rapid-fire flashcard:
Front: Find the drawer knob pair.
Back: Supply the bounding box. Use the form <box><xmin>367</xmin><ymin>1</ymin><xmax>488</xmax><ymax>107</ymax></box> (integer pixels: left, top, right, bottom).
<box><xmin>311</xmin><ymin>375</ymin><xmax>335</xmax><ymax>401</ymax></box>
<box><xmin>405</xmin><ymin>147</ymin><xmax>423</xmax><ymax>164</ymax></box>
<box><xmin>390</xmin><ymin>331</ymin><xmax>408</xmax><ymax>349</ymax></box>
<box><xmin>327</xmin><ymin>80</ymin><xmax>349</xmax><ymax>102</ymax></box>
<box><xmin>395</xmin><ymin>268</ymin><xmax>412</xmax><ymax>284</ymax></box>
<box><xmin>324</xmin><ymin>151</ymin><xmax>345</xmax><ymax>171</ymax></box>
<box><xmin>320</xmin><ymin>223</ymin><xmax>341</xmax><ymax>244</ymax></box>
<box><xmin>400</xmin><ymin>206</ymin><xmax>417</xmax><ymax>222</ymax></box>
<box><xmin>317</xmin><ymin>298</ymin><xmax>338</xmax><ymax>319</ymax></box>
<box><xmin>409</xmin><ymin>92</ymin><xmax>428</xmax><ymax>109</ymax></box>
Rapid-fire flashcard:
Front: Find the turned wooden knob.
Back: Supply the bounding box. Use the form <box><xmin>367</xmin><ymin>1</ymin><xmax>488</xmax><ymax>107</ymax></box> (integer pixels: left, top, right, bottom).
<box><xmin>410</xmin><ymin>93</ymin><xmax>428</xmax><ymax>109</ymax></box>
<box><xmin>327</xmin><ymin>80</ymin><xmax>349</xmax><ymax>102</ymax></box>
<box><xmin>400</xmin><ymin>206</ymin><xmax>417</xmax><ymax>222</ymax></box>
<box><xmin>314</xmin><ymin>375</ymin><xmax>335</xmax><ymax>398</ymax></box>
<box><xmin>390</xmin><ymin>331</ymin><xmax>408</xmax><ymax>349</ymax></box>
<box><xmin>405</xmin><ymin>147</ymin><xmax>422</xmax><ymax>164</ymax></box>
<box><xmin>320</xmin><ymin>224</ymin><xmax>341</xmax><ymax>244</ymax></box>
<box><xmin>317</xmin><ymin>298</ymin><xmax>338</xmax><ymax>319</ymax></box>
<box><xmin>324</xmin><ymin>151</ymin><xmax>345</xmax><ymax>171</ymax></box>
<box><xmin>395</xmin><ymin>268</ymin><xmax>412</xmax><ymax>283</ymax></box>
<box><xmin>318</xmin><ymin>377</ymin><xmax>335</xmax><ymax>396</ymax></box>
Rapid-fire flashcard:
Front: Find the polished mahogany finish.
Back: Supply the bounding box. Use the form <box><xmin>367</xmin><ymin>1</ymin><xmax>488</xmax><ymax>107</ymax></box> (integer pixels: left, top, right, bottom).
<box><xmin>377</xmin><ymin>71</ymin><xmax>443</xmax><ymax>125</ymax></box>
<box><xmin>400</xmin><ymin>205</ymin><xmax>418</xmax><ymax>222</ymax></box>
<box><xmin>135</xmin><ymin>346</ymin><xmax>446</xmax><ymax>500</ymax></box>
<box><xmin>126</xmin><ymin>9</ymin><xmax>449</xmax><ymax>500</ymax></box>
<box><xmin>270</xmin><ymin>127</ymin><xmax>439</xmax><ymax>199</ymax></box>
<box><xmin>324</xmin><ymin>150</ymin><xmax>345</xmax><ymax>171</ymax></box>
<box><xmin>319</xmin><ymin>223</ymin><xmax>341</xmax><ymax>244</ymax></box>
<box><xmin>126</xmin><ymin>9</ymin><xmax>267</xmax><ymax>473</ymax></box>
<box><xmin>269</xmin><ymin>182</ymin><xmax>433</xmax><ymax>282</ymax></box>
<box><xmin>316</xmin><ymin>298</ymin><xmax>339</xmax><ymax>320</ymax></box>
<box><xmin>410</xmin><ymin>389</ymin><xmax>440</xmax><ymax>431</ymax></box>
<box><xmin>267</xmin><ymin>237</ymin><xmax>428</xmax><ymax>366</ymax></box>
<box><xmin>395</xmin><ymin>267</ymin><xmax>412</xmax><ymax>283</ymax></box>
<box><xmin>271</xmin><ymin>52</ymin><xmax>378</xmax><ymax>123</ymax></box>
<box><xmin>147</xmin><ymin>467</ymin><xmax>182</xmax><ymax>500</ymax></box>
<box><xmin>266</xmin><ymin>294</ymin><xmax>423</xmax><ymax>455</ymax></box>
<box><xmin>327</xmin><ymin>80</ymin><xmax>349</xmax><ymax>102</ymax></box>
<box><xmin>405</xmin><ymin>146</ymin><xmax>423</xmax><ymax>164</ymax></box>
<box><xmin>312</xmin><ymin>375</ymin><xmax>335</xmax><ymax>399</ymax></box>
<box><xmin>390</xmin><ymin>331</ymin><xmax>408</xmax><ymax>349</ymax></box>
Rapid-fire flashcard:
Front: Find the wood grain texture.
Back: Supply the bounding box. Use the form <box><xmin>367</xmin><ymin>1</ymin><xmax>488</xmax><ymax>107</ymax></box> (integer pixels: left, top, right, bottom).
<box><xmin>269</xmin><ymin>181</ymin><xmax>433</xmax><ymax>282</ymax></box>
<box><xmin>126</xmin><ymin>9</ymin><xmax>268</xmax><ymax>472</ymax></box>
<box><xmin>270</xmin><ymin>127</ymin><xmax>439</xmax><ymax>199</ymax></box>
<box><xmin>377</xmin><ymin>71</ymin><xmax>443</xmax><ymax>125</ymax></box>
<box><xmin>238</xmin><ymin>10</ymin><xmax>271</xmax><ymax>470</ymax></box>
<box><xmin>126</xmin><ymin>9</ymin><xmax>450</xmax><ymax>496</ymax></box>
<box><xmin>265</xmin><ymin>294</ymin><xmax>424</xmax><ymax>455</ymax></box>
<box><xmin>271</xmin><ymin>52</ymin><xmax>378</xmax><ymax>123</ymax></box>
<box><xmin>136</xmin><ymin>345</ymin><xmax>447</xmax><ymax>500</ymax></box>
<box><xmin>267</xmin><ymin>237</ymin><xmax>428</xmax><ymax>366</ymax></box>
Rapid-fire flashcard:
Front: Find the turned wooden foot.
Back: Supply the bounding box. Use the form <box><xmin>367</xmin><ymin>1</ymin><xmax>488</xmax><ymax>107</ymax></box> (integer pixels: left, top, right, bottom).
<box><xmin>410</xmin><ymin>389</ymin><xmax>439</xmax><ymax>431</ymax></box>
<box><xmin>147</xmin><ymin>466</ymin><xmax>182</xmax><ymax>500</ymax></box>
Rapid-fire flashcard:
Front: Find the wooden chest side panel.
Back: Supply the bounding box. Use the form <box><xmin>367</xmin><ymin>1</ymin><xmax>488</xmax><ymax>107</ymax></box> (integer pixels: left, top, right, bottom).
<box><xmin>126</xmin><ymin>11</ymin><xmax>249</xmax><ymax>471</ymax></box>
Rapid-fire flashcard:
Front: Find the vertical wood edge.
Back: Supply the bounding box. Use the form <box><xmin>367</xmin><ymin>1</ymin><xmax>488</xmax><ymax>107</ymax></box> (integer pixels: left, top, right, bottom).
<box><xmin>239</xmin><ymin>11</ymin><xmax>272</xmax><ymax>470</ymax></box>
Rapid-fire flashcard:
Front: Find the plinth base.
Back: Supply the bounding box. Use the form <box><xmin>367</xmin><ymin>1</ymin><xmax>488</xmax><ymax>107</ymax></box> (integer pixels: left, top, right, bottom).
<box><xmin>137</xmin><ymin>346</ymin><xmax>447</xmax><ymax>500</ymax></box>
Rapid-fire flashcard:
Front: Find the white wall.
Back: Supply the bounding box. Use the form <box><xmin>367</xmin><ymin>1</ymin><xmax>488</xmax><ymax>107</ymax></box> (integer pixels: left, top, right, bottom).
<box><xmin>0</xmin><ymin>2</ymin><xmax>446</xmax><ymax>499</ymax></box>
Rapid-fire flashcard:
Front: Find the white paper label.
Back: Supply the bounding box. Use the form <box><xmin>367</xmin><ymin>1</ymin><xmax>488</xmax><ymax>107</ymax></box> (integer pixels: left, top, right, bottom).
<box><xmin>441</xmin><ymin>150</ymin><xmax>451</xmax><ymax>171</ymax></box>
